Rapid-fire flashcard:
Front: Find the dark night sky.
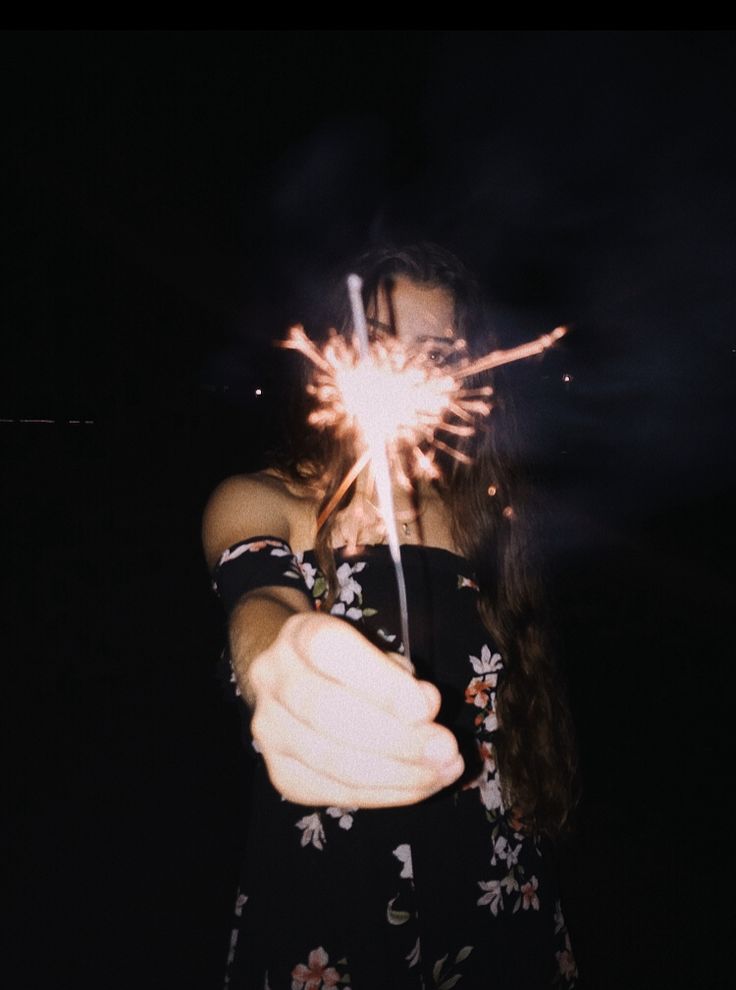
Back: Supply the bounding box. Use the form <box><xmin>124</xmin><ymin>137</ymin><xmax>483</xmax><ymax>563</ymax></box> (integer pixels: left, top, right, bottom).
<box><xmin>3</xmin><ymin>31</ymin><xmax>734</xmax><ymax>989</ymax></box>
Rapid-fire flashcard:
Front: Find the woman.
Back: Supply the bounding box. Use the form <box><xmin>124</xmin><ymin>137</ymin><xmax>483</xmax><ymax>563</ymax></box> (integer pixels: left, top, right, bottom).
<box><xmin>203</xmin><ymin>243</ymin><xmax>579</xmax><ymax>988</ymax></box>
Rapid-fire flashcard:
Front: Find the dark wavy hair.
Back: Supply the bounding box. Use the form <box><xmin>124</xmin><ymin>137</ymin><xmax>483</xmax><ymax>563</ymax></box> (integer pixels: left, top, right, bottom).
<box><xmin>279</xmin><ymin>242</ymin><xmax>578</xmax><ymax>837</ymax></box>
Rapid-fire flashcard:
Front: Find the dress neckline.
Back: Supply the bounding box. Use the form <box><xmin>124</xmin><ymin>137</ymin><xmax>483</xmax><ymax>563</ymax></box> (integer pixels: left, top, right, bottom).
<box><xmin>304</xmin><ymin>542</ymin><xmax>473</xmax><ymax>571</ymax></box>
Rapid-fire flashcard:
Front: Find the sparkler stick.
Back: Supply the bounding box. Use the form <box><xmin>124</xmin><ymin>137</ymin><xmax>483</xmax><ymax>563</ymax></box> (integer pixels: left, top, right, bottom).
<box><xmin>346</xmin><ymin>274</ymin><xmax>413</xmax><ymax>664</ymax></box>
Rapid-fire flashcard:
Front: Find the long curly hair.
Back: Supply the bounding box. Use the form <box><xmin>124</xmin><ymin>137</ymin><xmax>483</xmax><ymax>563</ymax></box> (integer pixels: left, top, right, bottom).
<box><xmin>278</xmin><ymin>242</ymin><xmax>579</xmax><ymax>837</ymax></box>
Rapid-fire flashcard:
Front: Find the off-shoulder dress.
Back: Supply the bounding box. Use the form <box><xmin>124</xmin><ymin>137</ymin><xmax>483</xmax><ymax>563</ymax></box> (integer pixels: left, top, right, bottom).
<box><xmin>212</xmin><ymin>537</ymin><xmax>578</xmax><ymax>990</ymax></box>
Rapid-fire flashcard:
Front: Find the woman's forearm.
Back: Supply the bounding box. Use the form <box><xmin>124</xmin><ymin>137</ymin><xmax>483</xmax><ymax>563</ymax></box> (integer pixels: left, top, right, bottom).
<box><xmin>228</xmin><ymin>586</ymin><xmax>312</xmax><ymax>708</ymax></box>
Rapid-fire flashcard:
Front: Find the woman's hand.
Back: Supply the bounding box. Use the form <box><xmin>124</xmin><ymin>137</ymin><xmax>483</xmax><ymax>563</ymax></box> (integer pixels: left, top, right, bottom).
<box><xmin>248</xmin><ymin>611</ymin><xmax>464</xmax><ymax>808</ymax></box>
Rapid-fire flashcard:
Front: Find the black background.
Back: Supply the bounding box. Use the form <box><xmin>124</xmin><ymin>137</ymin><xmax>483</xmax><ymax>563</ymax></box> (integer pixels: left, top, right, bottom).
<box><xmin>3</xmin><ymin>31</ymin><xmax>734</xmax><ymax>988</ymax></box>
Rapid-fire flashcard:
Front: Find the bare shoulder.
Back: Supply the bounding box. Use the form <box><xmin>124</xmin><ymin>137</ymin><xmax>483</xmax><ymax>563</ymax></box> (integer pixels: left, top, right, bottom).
<box><xmin>201</xmin><ymin>470</ymin><xmax>317</xmax><ymax>571</ymax></box>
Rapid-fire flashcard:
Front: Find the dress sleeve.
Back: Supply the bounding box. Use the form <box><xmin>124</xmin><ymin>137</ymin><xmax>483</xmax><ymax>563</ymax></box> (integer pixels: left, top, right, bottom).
<box><xmin>211</xmin><ymin>536</ymin><xmax>312</xmax><ymax>617</ymax></box>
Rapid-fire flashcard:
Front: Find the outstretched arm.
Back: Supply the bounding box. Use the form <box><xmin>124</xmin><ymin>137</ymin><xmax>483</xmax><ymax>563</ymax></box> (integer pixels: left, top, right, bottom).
<box><xmin>202</xmin><ymin>473</ymin><xmax>464</xmax><ymax>807</ymax></box>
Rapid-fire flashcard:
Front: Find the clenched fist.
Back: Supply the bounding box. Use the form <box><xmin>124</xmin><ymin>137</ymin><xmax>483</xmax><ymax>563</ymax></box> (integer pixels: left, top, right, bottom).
<box><xmin>248</xmin><ymin>611</ymin><xmax>464</xmax><ymax>807</ymax></box>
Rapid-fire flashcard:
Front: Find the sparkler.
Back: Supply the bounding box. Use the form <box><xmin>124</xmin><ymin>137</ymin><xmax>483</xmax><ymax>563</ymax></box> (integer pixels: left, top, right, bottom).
<box><xmin>282</xmin><ymin>280</ymin><xmax>567</xmax><ymax>663</ymax></box>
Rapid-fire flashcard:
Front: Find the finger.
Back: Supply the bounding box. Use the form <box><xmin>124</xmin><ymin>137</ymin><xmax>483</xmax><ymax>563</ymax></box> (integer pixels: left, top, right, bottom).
<box><xmin>265</xmin><ymin>671</ymin><xmax>461</xmax><ymax>767</ymax></box>
<box><xmin>269</xmin><ymin>751</ymin><xmax>464</xmax><ymax>809</ymax></box>
<box><xmin>260</xmin><ymin>703</ymin><xmax>462</xmax><ymax>794</ymax></box>
<box><xmin>285</xmin><ymin>613</ymin><xmax>433</xmax><ymax>723</ymax></box>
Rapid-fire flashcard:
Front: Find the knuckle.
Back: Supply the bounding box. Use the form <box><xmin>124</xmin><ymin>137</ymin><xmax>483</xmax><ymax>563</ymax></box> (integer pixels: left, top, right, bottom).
<box><xmin>248</xmin><ymin>652</ymin><xmax>270</xmax><ymax>693</ymax></box>
<box><xmin>249</xmin><ymin>709</ymin><xmax>267</xmax><ymax>746</ymax></box>
<box><xmin>280</xmin><ymin>673</ymin><xmax>318</xmax><ymax>725</ymax></box>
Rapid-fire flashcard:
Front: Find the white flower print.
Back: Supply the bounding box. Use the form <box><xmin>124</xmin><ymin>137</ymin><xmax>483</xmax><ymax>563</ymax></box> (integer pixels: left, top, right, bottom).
<box><xmin>483</xmin><ymin>711</ymin><xmax>499</xmax><ymax>733</ymax></box>
<box><xmin>393</xmin><ymin>843</ymin><xmax>414</xmax><ymax>880</ymax></box>
<box><xmin>504</xmin><ymin>842</ymin><xmax>521</xmax><ymax>869</ymax></box>
<box><xmin>406</xmin><ymin>937</ymin><xmax>421</xmax><ymax>968</ymax></box>
<box><xmin>464</xmin><ymin>742</ymin><xmax>504</xmax><ymax>813</ymax></box>
<box><xmin>477</xmin><ymin>879</ymin><xmax>502</xmax><ymax>915</ymax></box>
<box><xmin>465</xmin><ymin>645</ymin><xmax>503</xmax><ymax>739</ymax></box>
<box><xmin>468</xmin><ymin>643</ymin><xmax>503</xmax><ymax>676</ymax></box>
<box><xmin>226</xmin><ymin>925</ymin><xmax>239</xmax><ymax>969</ymax></box>
<box><xmin>234</xmin><ymin>892</ymin><xmax>248</xmax><ymax>917</ymax></box>
<box><xmin>295</xmin><ymin>812</ymin><xmax>325</xmax><ymax>850</ymax></box>
<box><xmin>297</xmin><ymin>557</ymin><xmax>318</xmax><ymax>590</ymax></box>
<box><xmin>492</xmin><ymin>834</ymin><xmax>521</xmax><ymax>869</ymax></box>
<box><xmin>376</xmin><ymin>628</ymin><xmax>397</xmax><ymax>644</ymax></box>
<box><xmin>329</xmin><ymin>601</ymin><xmax>363</xmax><ymax>621</ymax></box>
<box><xmin>501</xmin><ymin>871</ymin><xmax>519</xmax><ymax>895</ymax></box>
<box><xmin>325</xmin><ymin>806</ymin><xmax>356</xmax><ymax>830</ymax></box>
<box><xmin>479</xmin><ymin>769</ymin><xmax>503</xmax><ymax>810</ymax></box>
<box><xmin>229</xmin><ymin>663</ymin><xmax>242</xmax><ymax>699</ymax></box>
<box><xmin>218</xmin><ymin>539</ymin><xmax>290</xmax><ymax>566</ymax></box>
<box><xmin>335</xmin><ymin>561</ymin><xmax>365</xmax><ymax>605</ymax></box>
<box><xmin>554</xmin><ymin>899</ymin><xmax>565</xmax><ymax>935</ymax></box>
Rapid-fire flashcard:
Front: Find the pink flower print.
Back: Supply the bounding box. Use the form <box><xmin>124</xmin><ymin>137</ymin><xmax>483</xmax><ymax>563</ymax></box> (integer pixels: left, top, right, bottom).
<box><xmin>457</xmin><ymin>574</ymin><xmax>480</xmax><ymax>591</ymax></box>
<box><xmin>234</xmin><ymin>892</ymin><xmax>248</xmax><ymax>917</ymax></box>
<box><xmin>520</xmin><ymin>876</ymin><xmax>540</xmax><ymax>911</ymax></box>
<box><xmin>291</xmin><ymin>946</ymin><xmax>341</xmax><ymax>990</ymax></box>
<box><xmin>465</xmin><ymin>646</ymin><xmax>502</xmax><ymax>734</ymax></box>
<box><xmin>465</xmin><ymin>676</ymin><xmax>491</xmax><ymax>709</ymax></box>
<box><xmin>556</xmin><ymin>933</ymin><xmax>578</xmax><ymax>980</ymax></box>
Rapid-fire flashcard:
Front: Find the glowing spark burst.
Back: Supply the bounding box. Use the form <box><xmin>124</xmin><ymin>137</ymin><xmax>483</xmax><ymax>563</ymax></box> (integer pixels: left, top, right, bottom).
<box><xmin>282</xmin><ymin>282</ymin><xmax>566</xmax><ymax>664</ymax></box>
<box><xmin>283</xmin><ymin>324</ymin><xmax>496</xmax><ymax>485</ymax></box>
<box><xmin>283</xmin><ymin>322</ymin><xmax>566</xmax><ymax>487</ymax></box>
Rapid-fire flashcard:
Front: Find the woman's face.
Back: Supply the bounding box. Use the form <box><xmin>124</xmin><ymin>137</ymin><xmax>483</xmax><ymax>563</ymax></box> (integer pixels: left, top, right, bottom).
<box><xmin>371</xmin><ymin>276</ymin><xmax>457</xmax><ymax>357</ymax></box>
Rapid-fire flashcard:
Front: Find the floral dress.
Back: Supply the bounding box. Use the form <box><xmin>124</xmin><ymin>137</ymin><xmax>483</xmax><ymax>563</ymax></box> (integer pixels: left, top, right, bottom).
<box><xmin>212</xmin><ymin>538</ymin><xmax>578</xmax><ymax>990</ymax></box>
